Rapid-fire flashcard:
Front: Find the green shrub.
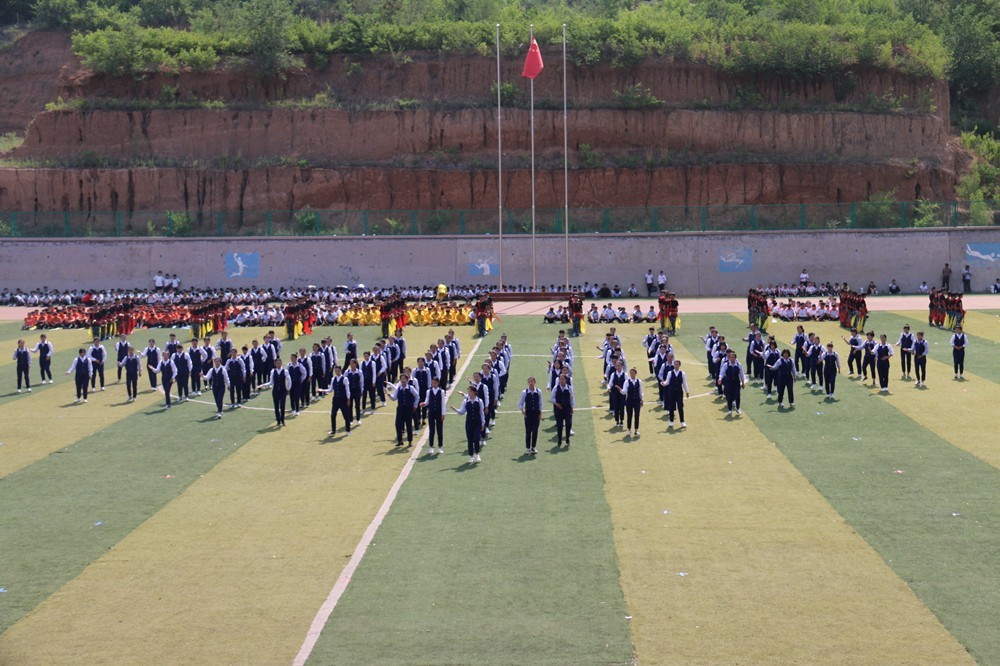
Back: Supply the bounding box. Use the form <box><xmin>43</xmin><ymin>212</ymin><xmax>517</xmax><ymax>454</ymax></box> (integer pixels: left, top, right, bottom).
<box><xmin>614</xmin><ymin>83</ymin><xmax>662</xmax><ymax>109</ymax></box>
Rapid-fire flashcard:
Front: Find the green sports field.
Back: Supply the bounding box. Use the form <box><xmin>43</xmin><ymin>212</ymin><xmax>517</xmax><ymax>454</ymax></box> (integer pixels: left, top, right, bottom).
<box><xmin>1</xmin><ymin>308</ymin><xmax>998</xmax><ymax>664</ymax></box>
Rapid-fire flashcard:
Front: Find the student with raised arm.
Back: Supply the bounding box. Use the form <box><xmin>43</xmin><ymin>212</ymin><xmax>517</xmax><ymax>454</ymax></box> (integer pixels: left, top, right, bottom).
<box><xmin>841</xmin><ymin>328</ymin><xmax>863</xmax><ymax>377</ymax></box>
<box><xmin>203</xmin><ymin>357</ymin><xmax>230</xmax><ymax>418</ymax></box>
<box><xmin>421</xmin><ymin>376</ymin><xmax>446</xmax><ymax>455</ymax></box>
<box><xmin>326</xmin><ymin>364</ymin><xmax>353</xmax><ymax>437</ymax></box>
<box><xmin>89</xmin><ymin>336</ymin><xmax>107</xmax><ymax>392</ymax></box>
<box><xmin>388</xmin><ymin>371</ymin><xmax>419</xmax><ymax>448</ymax></box>
<box><xmin>718</xmin><ymin>350</ymin><xmax>746</xmax><ymax>416</ymax></box>
<box><xmin>767</xmin><ymin>348</ymin><xmax>796</xmax><ymax>409</ymax></box>
<box><xmin>149</xmin><ymin>349</ymin><xmax>177</xmax><ymax>410</ymax></box>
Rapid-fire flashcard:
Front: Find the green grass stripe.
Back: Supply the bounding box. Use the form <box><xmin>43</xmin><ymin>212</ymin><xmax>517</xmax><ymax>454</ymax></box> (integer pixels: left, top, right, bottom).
<box><xmin>698</xmin><ymin>312</ymin><xmax>1000</xmax><ymax>663</ymax></box>
<box><xmin>956</xmin><ymin>311</ymin><xmax>1000</xmax><ymax>345</ymax></box>
<box><xmin>880</xmin><ymin>310</ymin><xmax>1000</xmax><ymax>386</ymax></box>
<box><xmin>307</xmin><ymin>320</ymin><xmax>634</xmax><ymax>665</ymax></box>
<box><xmin>0</xmin><ymin>396</ymin><xmax>274</xmax><ymax>634</ymax></box>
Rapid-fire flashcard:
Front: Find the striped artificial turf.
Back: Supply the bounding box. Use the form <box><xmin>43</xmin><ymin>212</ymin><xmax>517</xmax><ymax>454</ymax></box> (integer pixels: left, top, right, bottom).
<box><xmin>307</xmin><ymin>319</ymin><xmax>634</xmax><ymax>665</ymax></box>
<box><xmin>688</xmin><ymin>312</ymin><xmax>1000</xmax><ymax>663</ymax></box>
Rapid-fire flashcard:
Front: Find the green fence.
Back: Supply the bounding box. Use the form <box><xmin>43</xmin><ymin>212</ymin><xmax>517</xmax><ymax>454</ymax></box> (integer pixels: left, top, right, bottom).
<box><xmin>0</xmin><ymin>201</ymin><xmax>997</xmax><ymax>238</ymax></box>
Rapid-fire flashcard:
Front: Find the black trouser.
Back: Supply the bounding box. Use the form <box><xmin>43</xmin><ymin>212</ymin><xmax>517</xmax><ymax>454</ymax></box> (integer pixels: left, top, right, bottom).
<box><xmin>331</xmin><ymin>398</ymin><xmax>351</xmax><ymax>433</ymax></box>
<box><xmin>847</xmin><ymin>350</ymin><xmax>861</xmax><ymax>374</ymax></box>
<box><xmin>953</xmin><ymin>349</ymin><xmax>965</xmax><ymax>374</ymax></box>
<box><xmin>724</xmin><ymin>381</ymin><xmax>741</xmax><ymax>411</ymax></box>
<box><xmin>311</xmin><ymin>374</ymin><xmax>324</xmax><ymax>400</ymax></box>
<box><xmin>862</xmin><ymin>355</ymin><xmax>876</xmax><ymax>380</ymax></box>
<box><xmin>91</xmin><ymin>363</ymin><xmax>105</xmax><ymax>389</ymax></box>
<box><xmin>428</xmin><ymin>414</ymin><xmax>444</xmax><ymax>448</ymax></box>
<box><xmin>116</xmin><ymin>359</ymin><xmax>125</xmax><ymax>381</ymax></box>
<box><xmin>163</xmin><ymin>379</ymin><xmax>173</xmax><ymax>407</ymax></box>
<box><xmin>290</xmin><ymin>383</ymin><xmax>304</xmax><ymax>412</ymax></box>
<box><xmin>465</xmin><ymin>424</ymin><xmax>482</xmax><ymax>456</ymax></box>
<box><xmin>794</xmin><ymin>348</ymin><xmax>805</xmax><ymax>374</ymax></box>
<box><xmin>824</xmin><ymin>366</ymin><xmax>837</xmax><ymax>395</ymax></box>
<box><xmin>611</xmin><ymin>393</ymin><xmax>625</xmax><ymax>425</ymax></box>
<box><xmin>125</xmin><ymin>373</ymin><xmax>138</xmax><ymax>399</ymax></box>
<box><xmin>229</xmin><ymin>375</ymin><xmax>242</xmax><ymax>405</ymax></box>
<box><xmin>176</xmin><ymin>373</ymin><xmax>189</xmax><ymax>400</ymax></box>
<box><xmin>75</xmin><ymin>374</ymin><xmax>89</xmax><ymax>400</ymax></box>
<box><xmin>899</xmin><ymin>350</ymin><xmax>912</xmax><ymax>375</ymax></box>
<box><xmin>476</xmin><ymin>316</ymin><xmax>486</xmax><ymax>337</ymax></box>
<box><xmin>647</xmin><ymin>355</ymin><xmax>655</xmax><ymax>374</ymax></box>
<box><xmin>362</xmin><ymin>382</ymin><xmax>377</xmax><ymax>412</ymax></box>
<box><xmin>751</xmin><ymin>357</ymin><xmax>764</xmax><ymax>380</ymax></box>
<box><xmin>810</xmin><ymin>359</ymin><xmax>822</xmax><ymax>386</ymax></box>
<box><xmin>499</xmin><ymin>372</ymin><xmax>508</xmax><ymax>397</ymax></box>
<box><xmin>554</xmin><ymin>408</ymin><xmax>573</xmax><ymax>444</ymax></box>
<box><xmin>148</xmin><ymin>368</ymin><xmax>158</xmax><ymax>389</ymax></box>
<box><xmin>524</xmin><ymin>412</ymin><xmax>540</xmax><ymax>449</ymax></box>
<box><xmin>376</xmin><ymin>377</ymin><xmax>386</xmax><ymax>403</ymax></box>
<box><xmin>877</xmin><ymin>359</ymin><xmax>890</xmax><ymax>389</ymax></box>
<box><xmin>707</xmin><ymin>350</ymin><xmax>716</xmax><ymax>377</ymax></box>
<box><xmin>40</xmin><ymin>358</ymin><xmax>52</xmax><ymax>381</ymax></box>
<box><xmin>212</xmin><ymin>383</ymin><xmax>226</xmax><ymax>412</ymax></box>
<box><xmin>764</xmin><ymin>367</ymin><xmax>775</xmax><ymax>394</ymax></box>
<box><xmin>191</xmin><ymin>369</ymin><xmax>202</xmax><ymax>393</ymax></box>
<box><xmin>242</xmin><ymin>375</ymin><xmax>252</xmax><ymax>401</ymax></box>
<box><xmin>572</xmin><ymin>317</ymin><xmax>581</xmax><ymax>336</ymax></box>
<box><xmin>273</xmin><ymin>388</ymin><xmax>287</xmax><ymax>424</ymax></box>
<box><xmin>915</xmin><ymin>356</ymin><xmax>927</xmax><ymax>382</ymax></box>
<box><xmin>625</xmin><ymin>401</ymin><xmax>641</xmax><ymax>431</ymax></box>
<box><xmin>395</xmin><ymin>409</ymin><xmax>413</xmax><ymax>445</ymax></box>
<box><xmin>17</xmin><ymin>365</ymin><xmax>30</xmax><ymax>390</ymax></box>
<box><xmin>777</xmin><ymin>377</ymin><xmax>794</xmax><ymax>404</ymax></box>
<box><xmin>666</xmin><ymin>392</ymin><xmax>684</xmax><ymax>422</ymax></box>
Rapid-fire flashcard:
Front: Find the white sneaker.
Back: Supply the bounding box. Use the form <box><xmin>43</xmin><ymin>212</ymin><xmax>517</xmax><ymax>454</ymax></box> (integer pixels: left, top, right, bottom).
<box><xmin>469</xmin><ymin>456</ymin><xmax>476</xmax><ymax>463</ymax></box>
<box><xmin>790</xmin><ymin>403</ymin><xmax>795</xmax><ymax>407</ymax></box>
<box><xmin>634</xmin><ymin>430</ymin><xmax>640</xmax><ymax>437</ymax></box>
<box><xmin>668</xmin><ymin>421</ymin><xmax>674</xmax><ymax>428</ymax></box>
<box><xmin>475</xmin><ymin>454</ymin><xmax>482</xmax><ymax>462</ymax></box>
<box><xmin>778</xmin><ymin>402</ymin><xmax>784</xmax><ymax>408</ymax></box>
<box><xmin>216</xmin><ymin>412</ymin><xmax>222</xmax><ymax>418</ymax></box>
<box><xmin>83</xmin><ymin>399</ymin><xmax>88</xmax><ymax>403</ymax></box>
<box><xmin>570</xmin><ymin>429</ymin><xmax>575</xmax><ymax>436</ymax></box>
<box><xmin>727</xmin><ymin>410</ymin><xmax>732</xmax><ymax>416</ymax></box>
<box><xmin>955</xmin><ymin>374</ymin><xmax>959</xmax><ymax>379</ymax></box>
<box><xmin>16</xmin><ymin>389</ymin><xmax>20</xmax><ymax>393</ymax></box>
<box><xmin>736</xmin><ymin>408</ymin><xmax>742</xmax><ymax>415</ymax></box>
<box><xmin>101</xmin><ymin>387</ymin><xmax>105</xmax><ymax>391</ymax></box>
<box><xmin>680</xmin><ymin>422</ymin><xmax>686</xmax><ymax>428</ymax></box>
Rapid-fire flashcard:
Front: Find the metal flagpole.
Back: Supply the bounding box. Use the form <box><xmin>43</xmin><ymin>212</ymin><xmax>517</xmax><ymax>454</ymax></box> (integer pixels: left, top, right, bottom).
<box><xmin>562</xmin><ymin>24</ymin><xmax>569</xmax><ymax>292</ymax></box>
<box><xmin>529</xmin><ymin>23</ymin><xmax>536</xmax><ymax>290</ymax></box>
<box><xmin>496</xmin><ymin>23</ymin><xmax>503</xmax><ymax>291</ymax></box>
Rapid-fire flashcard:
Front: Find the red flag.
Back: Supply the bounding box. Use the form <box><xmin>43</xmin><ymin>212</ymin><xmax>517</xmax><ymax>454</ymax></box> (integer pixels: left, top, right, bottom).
<box><xmin>521</xmin><ymin>37</ymin><xmax>544</xmax><ymax>79</ymax></box>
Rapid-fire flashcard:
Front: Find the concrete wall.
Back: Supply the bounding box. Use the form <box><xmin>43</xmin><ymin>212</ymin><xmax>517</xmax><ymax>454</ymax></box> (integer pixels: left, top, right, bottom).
<box><xmin>3</xmin><ymin>228</ymin><xmax>1000</xmax><ymax>296</ymax></box>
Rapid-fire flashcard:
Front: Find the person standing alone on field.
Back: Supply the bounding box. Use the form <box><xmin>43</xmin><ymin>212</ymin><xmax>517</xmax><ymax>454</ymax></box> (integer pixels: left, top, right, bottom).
<box><xmin>941</xmin><ymin>263</ymin><xmax>952</xmax><ymax>290</ymax></box>
<box><xmin>962</xmin><ymin>265</ymin><xmax>972</xmax><ymax>293</ymax></box>
<box><xmin>645</xmin><ymin>270</ymin><xmax>655</xmax><ymax>297</ymax></box>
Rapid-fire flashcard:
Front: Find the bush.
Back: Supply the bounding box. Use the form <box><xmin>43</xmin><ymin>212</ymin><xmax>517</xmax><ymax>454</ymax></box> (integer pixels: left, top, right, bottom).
<box><xmin>614</xmin><ymin>83</ymin><xmax>662</xmax><ymax>109</ymax></box>
<box><xmin>912</xmin><ymin>199</ymin><xmax>943</xmax><ymax>227</ymax></box>
<box><xmin>31</xmin><ymin>0</ymin><xmax>79</xmax><ymax>29</ymax></box>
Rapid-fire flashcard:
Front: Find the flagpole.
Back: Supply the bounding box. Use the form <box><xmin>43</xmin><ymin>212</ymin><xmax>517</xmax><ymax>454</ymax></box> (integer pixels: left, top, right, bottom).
<box><xmin>562</xmin><ymin>23</ymin><xmax>569</xmax><ymax>292</ymax></box>
<box><xmin>496</xmin><ymin>23</ymin><xmax>503</xmax><ymax>291</ymax></box>
<box><xmin>529</xmin><ymin>23</ymin><xmax>537</xmax><ymax>291</ymax></box>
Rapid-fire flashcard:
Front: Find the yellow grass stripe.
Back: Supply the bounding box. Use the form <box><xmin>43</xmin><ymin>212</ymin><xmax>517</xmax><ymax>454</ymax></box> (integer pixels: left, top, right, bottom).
<box><xmin>0</xmin><ymin>379</ymin><xmax>164</xmax><ymax>479</ymax></box>
<box><xmin>0</xmin><ymin>329</ymin><xmax>477</xmax><ymax>665</ymax></box>
<box><xmin>587</xmin><ymin>331</ymin><xmax>972</xmax><ymax>664</ymax></box>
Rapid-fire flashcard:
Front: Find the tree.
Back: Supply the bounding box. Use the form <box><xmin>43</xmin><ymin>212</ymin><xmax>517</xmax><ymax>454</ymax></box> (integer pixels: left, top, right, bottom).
<box><xmin>237</xmin><ymin>0</ymin><xmax>302</xmax><ymax>78</ymax></box>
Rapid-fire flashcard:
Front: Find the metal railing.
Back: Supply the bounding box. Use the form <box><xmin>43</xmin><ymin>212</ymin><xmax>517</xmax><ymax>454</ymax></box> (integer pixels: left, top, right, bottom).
<box><xmin>0</xmin><ymin>201</ymin><xmax>997</xmax><ymax>238</ymax></box>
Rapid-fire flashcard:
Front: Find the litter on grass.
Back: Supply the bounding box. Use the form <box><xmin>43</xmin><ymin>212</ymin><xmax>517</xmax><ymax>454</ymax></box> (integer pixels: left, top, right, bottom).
<box><xmin>677</xmin><ymin>572</ymin><xmax>689</xmax><ymax>577</ymax></box>
<box><xmin>893</xmin><ymin>469</ymin><xmax>906</xmax><ymax>474</ymax></box>
<box><xmin>662</xmin><ymin>509</ymin><xmax>672</xmax><ymax>515</ymax></box>
<box><xmin>93</xmin><ymin>521</ymin><xmax>104</xmax><ymax>526</ymax></box>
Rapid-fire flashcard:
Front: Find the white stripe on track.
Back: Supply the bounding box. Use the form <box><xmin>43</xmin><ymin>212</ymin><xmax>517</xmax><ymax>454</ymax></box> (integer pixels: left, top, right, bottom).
<box><xmin>290</xmin><ymin>336</ymin><xmax>485</xmax><ymax>666</ymax></box>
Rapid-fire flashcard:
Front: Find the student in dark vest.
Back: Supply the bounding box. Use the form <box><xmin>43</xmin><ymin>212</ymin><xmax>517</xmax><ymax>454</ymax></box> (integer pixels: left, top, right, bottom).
<box><xmin>150</xmin><ymin>350</ymin><xmax>176</xmax><ymax>409</ymax></box>
<box><xmin>296</xmin><ymin>347</ymin><xmax>313</xmax><ymax>408</ymax></box>
<box><xmin>875</xmin><ymin>334</ymin><xmax>894</xmax><ymax>393</ymax></box>
<box><xmin>326</xmin><ymin>364</ymin><xmax>353</xmax><ymax>436</ymax></box>
<box><xmin>913</xmin><ymin>331</ymin><xmax>929</xmax><ymax>386</ymax></box>
<box><xmin>266</xmin><ymin>357</ymin><xmax>291</xmax><ymax>426</ymax></box>
<box><xmin>662</xmin><ymin>359</ymin><xmax>689</xmax><ymax>429</ymax></box>
<box><xmin>322</xmin><ymin>337</ymin><xmax>337</xmax><ymax>391</ymax></box>
<box><xmin>203</xmin><ymin>357</ymin><xmax>230</xmax><ymax>418</ymax></box>
<box><xmin>142</xmin><ymin>339</ymin><xmax>161</xmax><ymax>391</ymax></box>
<box><xmin>519</xmin><ymin>376</ymin><xmax>543</xmax><ymax>454</ymax></box>
<box><xmin>189</xmin><ymin>340</ymin><xmax>205</xmax><ymax>396</ymax></box>
<box><xmin>286</xmin><ymin>353</ymin><xmax>307</xmax><ymax>416</ymax></box>
<box><xmin>896</xmin><ymin>325</ymin><xmax>914</xmax><ymax>380</ymax></box>
<box><xmin>412</xmin><ymin>357</ymin><xmax>431</xmax><ymax>429</ymax></box>
<box><xmin>950</xmin><ymin>325</ymin><xmax>968</xmax><ymax>379</ymax></box>
<box><xmin>240</xmin><ymin>346</ymin><xmax>254</xmax><ymax>403</ymax></box>
<box><xmin>453</xmin><ymin>385</ymin><xmax>485</xmax><ymax>463</ymax></box>
<box><xmin>861</xmin><ymin>331</ymin><xmax>877</xmax><ymax>386</ymax></box>
<box><xmin>767</xmin><ymin>348</ymin><xmax>796</xmax><ymax>409</ymax></box>
<box><xmin>114</xmin><ymin>333</ymin><xmax>129</xmax><ymax>382</ymax></box>
<box><xmin>792</xmin><ymin>326</ymin><xmax>807</xmax><ymax>378</ymax></box>
<box><xmin>822</xmin><ymin>342</ymin><xmax>840</xmax><ymax>399</ymax></box>
<box><xmin>749</xmin><ymin>331</ymin><xmax>765</xmax><ymax>385</ymax></box>
<box><xmin>310</xmin><ymin>343</ymin><xmax>327</xmax><ymax>404</ymax></box>
<box><xmin>65</xmin><ymin>348</ymin><xmax>93</xmax><ymax>403</ymax></box>
<box><xmin>345</xmin><ymin>359</ymin><xmax>364</xmax><ymax>424</ymax></box>
<box><xmin>621</xmin><ymin>367</ymin><xmax>644</xmax><ymax>439</ymax></box>
<box><xmin>808</xmin><ymin>335</ymin><xmax>825</xmax><ymax>390</ymax></box>
<box><xmin>762</xmin><ymin>339</ymin><xmax>780</xmax><ymax>397</ymax></box>
<box><xmin>118</xmin><ymin>346</ymin><xmax>142</xmax><ymax>401</ymax></box>
<box><xmin>89</xmin><ymin>337</ymin><xmax>107</xmax><ymax>391</ymax></box>
<box><xmin>172</xmin><ymin>343</ymin><xmax>190</xmax><ymax>402</ymax></box>
<box><xmin>841</xmin><ymin>328</ymin><xmax>862</xmax><ymax>377</ymax></box>
<box><xmin>215</xmin><ymin>331</ymin><xmax>234</xmax><ymax>363</ymax></box>
<box><xmin>551</xmin><ymin>374</ymin><xmax>575</xmax><ymax>447</ymax></box>
<box><xmin>224</xmin><ymin>349</ymin><xmax>245</xmax><ymax>409</ymax></box>
<box><xmin>32</xmin><ymin>333</ymin><xmax>54</xmax><ymax>384</ymax></box>
<box><xmin>13</xmin><ymin>339</ymin><xmax>32</xmax><ymax>393</ymax></box>
<box><xmin>719</xmin><ymin>350</ymin><xmax>746</xmax><ymax>416</ymax></box>
<box><xmin>388</xmin><ymin>371</ymin><xmax>419</xmax><ymax>447</ymax></box>
<box><xmin>250</xmin><ymin>340</ymin><xmax>268</xmax><ymax>393</ymax></box>
<box><xmin>165</xmin><ymin>333</ymin><xmax>179</xmax><ymax>356</ymax></box>
<box><xmin>421</xmin><ymin>376</ymin><xmax>447</xmax><ymax>455</ymax></box>
<box><xmin>608</xmin><ymin>359</ymin><xmax>627</xmax><ymax>429</ymax></box>
<box><xmin>360</xmin><ymin>351</ymin><xmax>379</xmax><ymax>415</ymax></box>
<box><xmin>344</xmin><ymin>333</ymin><xmax>358</xmax><ymax>368</ymax></box>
